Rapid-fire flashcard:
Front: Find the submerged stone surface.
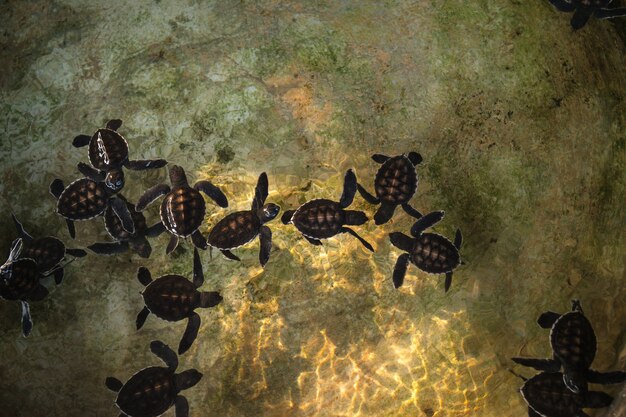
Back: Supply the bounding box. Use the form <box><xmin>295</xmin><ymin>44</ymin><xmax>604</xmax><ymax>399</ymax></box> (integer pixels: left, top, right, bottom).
<box><xmin>0</xmin><ymin>1</ymin><xmax>624</xmax><ymax>416</ymax></box>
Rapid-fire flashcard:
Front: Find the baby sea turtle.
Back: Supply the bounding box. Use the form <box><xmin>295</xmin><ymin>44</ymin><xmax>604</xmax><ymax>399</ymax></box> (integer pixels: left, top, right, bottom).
<box><xmin>207</xmin><ymin>172</ymin><xmax>280</xmax><ymax>266</ymax></box>
<box><xmin>548</xmin><ymin>0</ymin><xmax>626</xmax><ymax>30</ymax></box>
<box><xmin>356</xmin><ymin>152</ymin><xmax>423</xmax><ymax>225</ymax></box>
<box><xmin>0</xmin><ymin>239</ymin><xmax>49</xmax><ymax>336</ymax></box>
<box><xmin>105</xmin><ymin>340</ymin><xmax>202</xmax><ymax>417</ymax></box>
<box><xmin>88</xmin><ymin>195</ymin><xmax>165</xmax><ymax>259</ymax></box>
<box><xmin>12</xmin><ymin>214</ymin><xmax>87</xmax><ymax>284</ymax></box>
<box><xmin>136</xmin><ymin>248</ymin><xmax>223</xmax><ymax>354</ymax></box>
<box><xmin>281</xmin><ymin>169</ymin><xmax>374</xmax><ymax>251</ymax></box>
<box><xmin>72</xmin><ymin>119</ymin><xmax>167</xmax><ymax>190</ymax></box>
<box><xmin>389</xmin><ymin>211</ymin><xmax>462</xmax><ymax>291</ymax></box>
<box><xmin>519</xmin><ymin>371</ymin><xmax>612</xmax><ymax>417</ymax></box>
<box><xmin>512</xmin><ymin>300</ymin><xmax>626</xmax><ymax>394</ymax></box>
<box><xmin>136</xmin><ymin>165</ymin><xmax>228</xmax><ymax>254</ymax></box>
<box><xmin>49</xmin><ymin>176</ymin><xmax>134</xmax><ymax>239</ymax></box>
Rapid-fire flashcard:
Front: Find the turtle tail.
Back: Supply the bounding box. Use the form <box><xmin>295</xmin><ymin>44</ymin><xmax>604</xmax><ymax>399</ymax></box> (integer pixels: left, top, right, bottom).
<box><xmin>199</xmin><ymin>291</ymin><xmax>223</xmax><ymax>308</ymax></box>
<box><xmin>344</xmin><ymin>210</ymin><xmax>368</xmax><ymax>225</ymax></box>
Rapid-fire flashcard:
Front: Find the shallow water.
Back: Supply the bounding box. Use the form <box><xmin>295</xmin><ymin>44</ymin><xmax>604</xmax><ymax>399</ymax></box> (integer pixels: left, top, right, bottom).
<box><xmin>0</xmin><ymin>1</ymin><xmax>625</xmax><ymax>416</ymax></box>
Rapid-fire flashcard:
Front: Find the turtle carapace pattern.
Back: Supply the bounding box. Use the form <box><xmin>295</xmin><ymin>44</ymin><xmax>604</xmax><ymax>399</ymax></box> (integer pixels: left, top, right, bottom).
<box><xmin>512</xmin><ymin>300</ymin><xmax>626</xmax><ymax>394</ymax></box>
<box><xmin>72</xmin><ymin>119</ymin><xmax>167</xmax><ymax>192</ymax></box>
<box><xmin>520</xmin><ymin>371</ymin><xmax>613</xmax><ymax>417</ymax></box>
<box><xmin>88</xmin><ymin>195</ymin><xmax>166</xmax><ymax>259</ymax></box>
<box><xmin>136</xmin><ymin>248</ymin><xmax>223</xmax><ymax>354</ymax></box>
<box><xmin>105</xmin><ymin>340</ymin><xmax>202</xmax><ymax>417</ymax></box>
<box><xmin>207</xmin><ymin>172</ymin><xmax>280</xmax><ymax>266</ymax></box>
<box><xmin>281</xmin><ymin>169</ymin><xmax>374</xmax><ymax>252</ymax></box>
<box><xmin>49</xmin><ymin>176</ymin><xmax>135</xmax><ymax>240</ymax></box>
<box><xmin>0</xmin><ymin>239</ymin><xmax>49</xmax><ymax>337</ymax></box>
<box><xmin>356</xmin><ymin>152</ymin><xmax>423</xmax><ymax>225</ymax></box>
<box><xmin>136</xmin><ymin>165</ymin><xmax>228</xmax><ymax>254</ymax></box>
<box><xmin>548</xmin><ymin>0</ymin><xmax>626</xmax><ymax>30</ymax></box>
<box><xmin>389</xmin><ymin>211</ymin><xmax>462</xmax><ymax>291</ymax></box>
<box><xmin>12</xmin><ymin>214</ymin><xmax>87</xmax><ymax>285</ymax></box>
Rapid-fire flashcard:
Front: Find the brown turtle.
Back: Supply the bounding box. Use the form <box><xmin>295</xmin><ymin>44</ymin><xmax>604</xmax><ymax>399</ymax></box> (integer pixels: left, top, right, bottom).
<box><xmin>548</xmin><ymin>0</ymin><xmax>626</xmax><ymax>30</ymax></box>
<box><xmin>281</xmin><ymin>169</ymin><xmax>374</xmax><ymax>251</ymax></box>
<box><xmin>207</xmin><ymin>172</ymin><xmax>280</xmax><ymax>266</ymax></box>
<box><xmin>136</xmin><ymin>248</ymin><xmax>223</xmax><ymax>354</ymax></box>
<box><xmin>0</xmin><ymin>239</ymin><xmax>49</xmax><ymax>336</ymax></box>
<box><xmin>72</xmin><ymin>119</ymin><xmax>167</xmax><ymax>191</ymax></box>
<box><xmin>88</xmin><ymin>194</ymin><xmax>165</xmax><ymax>259</ymax></box>
<box><xmin>49</xmin><ymin>175</ymin><xmax>134</xmax><ymax>239</ymax></box>
<box><xmin>105</xmin><ymin>340</ymin><xmax>202</xmax><ymax>417</ymax></box>
<box><xmin>136</xmin><ymin>165</ymin><xmax>228</xmax><ymax>254</ymax></box>
<box><xmin>389</xmin><ymin>211</ymin><xmax>462</xmax><ymax>291</ymax></box>
<box><xmin>12</xmin><ymin>214</ymin><xmax>87</xmax><ymax>285</ymax></box>
<box><xmin>357</xmin><ymin>152</ymin><xmax>423</xmax><ymax>224</ymax></box>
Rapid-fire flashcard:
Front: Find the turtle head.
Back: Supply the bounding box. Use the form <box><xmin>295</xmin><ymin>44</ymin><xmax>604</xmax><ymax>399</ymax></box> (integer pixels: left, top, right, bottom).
<box><xmin>169</xmin><ymin>165</ymin><xmax>188</xmax><ymax>188</ymax></box>
<box><xmin>175</xmin><ymin>369</ymin><xmax>203</xmax><ymax>392</ymax></box>
<box><xmin>563</xmin><ymin>370</ymin><xmax>587</xmax><ymax>395</ymax></box>
<box><xmin>104</xmin><ymin>169</ymin><xmax>125</xmax><ymax>192</ymax></box>
<box><xmin>259</xmin><ymin>203</ymin><xmax>280</xmax><ymax>223</ymax></box>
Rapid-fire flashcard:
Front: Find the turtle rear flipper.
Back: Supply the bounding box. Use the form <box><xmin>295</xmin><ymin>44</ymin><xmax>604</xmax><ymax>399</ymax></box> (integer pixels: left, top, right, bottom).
<box><xmin>595</xmin><ymin>7</ymin><xmax>626</xmax><ymax>20</ymax></box>
<box><xmin>125</xmin><ymin>159</ymin><xmax>168</xmax><ymax>171</ymax></box>
<box><xmin>393</xmin><ymin>253</ymin><xmax>410</xmax><ymax>288</ymax></box>
<box><xmin>66</xmin><ymin>248</ymin><xmax>87</xmax><ymax>257</ymax></box>
<box><xmin>106</xmin><ymin>119</ymin><xmax>123</xmax><ymax>131</ymax></box>
<box><xmin>537</xmin><ymin>311</ymin><xmax>562</xmax><ymax>328</ymax></box>
<box><xmin>571</xmin><ymin>7</ymin><xmax>593</xmax><ymax>30</ymax></box>
<box><xmin>191</xmin><ymin>230</ymin><xmax>207</xmax><ymax>250</ymax></box>
<box><xmin>192</xmin><ymin>248</ymin><xmax>204</xmax><ymax>288</ymax></box>
<box><xmin>66</xmin><ymin>220</ymin><xmax>76</xmax><ymax>239</ymax></box>
<box><xmin>88</xmin><ymin>241</ymin><xmax>129</xmax><ymax>255</ymax></box>
<box><xmin>444</xmin><ymin>272</ymin><xmax>453</xmax><ymax>292</ymax></box>
<box><xmin>20</xmin><ymin>301</ymin><xmax>33</xmax><ymax>337</ymax></box>
<box><xmin>356</xmin><ymin>183</ymin><xmax>379</xmax><ymax>204</ymax></box>
<box><xmin>179</xmin><ymin>313</ymin><xmax>201</xmax><ymax>355</ymax></box>
<box><xmin>374</xmin><ymin>203</ymin><xmax>396</xmax><ymax>225</ymax></box>
<box><xmin>175</xmin><ymin>369</ymin><xmax>203</xmax><ymax>390</ymax></box>
<box><xmin>136</xmin><ymin>306</ymin><xmax>150</xmax><ymax>330</ymax></box>
<box><xmin>53</xmin><ymin>268</ymin><xmax>64</xmax><ymax>285</ymax></box>
<box><xmin>129</xmin><ymin>237</ymin><xmax>151</xmax><ymax>259</ymax></box>
<box><xmin>145</xmin><ymin>222</ymin><xmax>166</xmax><ymax>238</ymax></box>
<box><xmin>195</xmin><ymin>181</ymin><xmax>228</xmax><ymax>208</ymax></box>
<box><xmin>105</xmin><ymin>376</ymin><xmax>123</xmax><ymax>392</ymax></box>
<box><xmin>11</xmin><ymin>214</ymin><xmax>33</xmax><ymax>241</ymax></box>
<box><xmin>584</xmin><ymin>390</ymin><xmax>613</xmax><ymax>409</ymax></box>
<box><xmin>453</xmin><ymin>228</ymin><xmax>463</xmax><ymax>250</ymax></box>
<box><xmin>137</xmin><ymin>267</ymin><xmax>153</xmax><ymax>286</ymax></box>
<box><xmin>175</xmin><ymin>395</ymin><xmax>189</xmax><ymax>417</ymax></box>
<box><xmin>221</xmin><ymin>249</ymin><xmax>241</xmax><ymax>261</ymax></box>
<box><xmin>166</xmin><ymin>235</ymin><xmax>179</xmax><ymax>254</ymax></box>
<box><xmin>339</xmin><ymin>169</ymin><xmax>357</xmax><ymax>208</ymax></box>
<box><xmin>72</xmin><ymin>134</ymin><xmax>91</xmax><ymax>147</ymax></box>
<box><xmin>401</xmin><ymin>203</ymin><xmax>422</xmax><ymax>219</ymax></box>
<box><xmin>77</xmin><ymin>162</ymin><xmax>105</xmax><ymax>182</ymax></box>
<box><xmin>136</xmin><ymin>183</ymin><xmax>171</xmax><ymax>211</ymax></box>
<box><xmin>549</xmin><ymin>0</ymin><xmax>576</xmax><ymax>12</ymax></box>
<box><xmin>410</xmin><ymin>211</ymin><xmax>444</xmax><ymax>237</ymax></box>
<box><xmin>511</xmin><ymin>357</ymin><xmax>561</xmax><ymax>372</ymax></box>
<box><xmin>281</xmin><ymin>210</ymin><xmax>295</xmax><ymax>224</ymax></box>
<box><xmin>259</xmin><ymin>225</ymin><xmax>272</xmax><ymax>267</ymax></box>
<box><xmin>27</xmin><ymin>285</ymin><xmax>49</xmax><ymax>302</ymax></box>
<box><xmin>49</xmin><ymin>179</ymin><xmax>65</xmax><ymax>199</ymax></box>
<box><xmin>150</xmin><ymin>340</ymin><xmax>178</xmax><ymax>371</ymax></box>
<box><xmin>200</xmin><ymin>291</ymin><xmax>222</xmax><ymax>308</ymax></box>
<box><xmin>304</xmin><ymin>236</ymin><xmax>322</xmax><ymax>246</ymax></box>
<box><xmin>585</xmin><ymin>369</ymin><xmax>626</xmax><ymax>385</ymax></box>
<box><xmin>110</xmin><ymin>198</ymin><xmax>135</xmax><ymax>234</ymax></box>
<box><xmin>252</xmin><ymin>172</ymin><xmax>269</xmax><ymax>211</ymax></box>
<box><xmin>341</xmin><ymin>227</ymin><xmax>373</xmax><ymax>252</ymax></box>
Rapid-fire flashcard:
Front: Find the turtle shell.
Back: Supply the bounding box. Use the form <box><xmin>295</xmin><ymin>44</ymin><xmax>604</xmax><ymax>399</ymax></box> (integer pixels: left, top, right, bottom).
<box><xmin>409</xmin><ymin>233</ymin><xmax>460</xmax><ymax>274</ymax></box>
<box><xmin>160</xmin><ymin>186</ymin><xmax>206</xmax><ymax>237</ymax></box>
<box><xmin>521</xmin><ymin>372</ymin><xmax>584</xmax><ymax>417</ymax></box>
<box><xmin>550</xmin><ymin>310</ymin><xmax>596</xmax><ymax>371</ymax></box>
<box><xmin>57</xmin><ymin>178</ymin><xmax>109</xmax><ymax>220</ymax></box>
<box><xmin>0</xmin><ymin>259</ymin><xmax>40</xmax><ymax>301</ymax></box>
<box><xmin>21</xmin><ymin>237</ymin><xmax>65</xmax><ymax>272</ymax></box>
<box><xmin>207</xmin><ymin>211</ymin><xmax>260</xmax><ymax>250</ymax></box>
<box><xmin>292</xmin><ymin>199</ymin><xmax>345</xmax><ymax>239</ymax></box>
<box><xmin>104</xmin><ymin>200</ymin><xmax>147</xmax><ymax>241</ymax></box>
<box><xmin>142</xmin><ymin>275</ymin><xmax>199</xmax><ymax>322</ymax></box>
<box><xmin>88</xmin><ymin>128</ymin><xmax>129</xmax><ymax>170</ymax></box>
<box><xmin>116</xmin><ymin>366</ymin><xmax>176</xmax><ymax>417</ymax></box>
<box><xmin>374</xmin><ymin>155</ymin><xmax>418</xmax><ymax>205</ymax></box>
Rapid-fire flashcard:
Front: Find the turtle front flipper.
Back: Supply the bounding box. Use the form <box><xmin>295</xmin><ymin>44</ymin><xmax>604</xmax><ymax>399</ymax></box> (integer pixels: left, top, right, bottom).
<box><xmin>20</xmin><ymin>301</ymin><xmax>33</xmax><ymax>337</ymax></box>
<box><xmin>410</xmin><ymin>211</ymin><xmax>444</xmax><ymax>237</ymax></box>
<box><xmin>339</xmin><ymin>169</ymin><xmax>357</xmax><ymax>208</ymax></box>
<box><xmin>444</xmin><ymin>272</ymin><xmax>453</xmax><ymax>292</ymax></box>
<box><xmin>110</xmin><ymin>197</ymin><xmax>135</xmax><ymax>234</ymax></box>
<box><xmin>88</xmin><ymin>241</ymin><xmax>130</xmax><ymax>256</ymax></box>
<box><xmin>77</xmin><ymin>162</ymin><xmax>105</xmax><ymax>182</ymax></box>
<box><xmin>537</xmin><ymin>311</ymin><xmax>561</xmax><ymax>328</ymax></box>
<box><xmin>179</xmin><ymin>313</ymin><xmax>201</xmax><ymax>355</ymax></box>
<box><xmin>585</xmin><ymin>369</ymin><xmax>626</xmax><ymax>385</ymax></box>
<box><xmin>66</xmin><ymin>248</ymin><xmax>87</xmax><ymax>257</ymax></box>
<box><xmin>453</xmin><ymin>228</ymin><xmax>463</xmax><ymax>250</ymax></box>
<box><xmin>252</xmin><ymin>172</ymin><xmax>269</xmax><ymax>211</ymax></box>
<box><xmin>374</xmin><ymin>203</ymin><xmax>396</xmax><ymax>225</ymax></box>
<box><xmin>304</xmin><ymin>236</ymin><xmax>322</xmax><ymax>246</ymax></box>
<box><xmin>356</xmin><ymin>183</ymin><xmax>379</xmax><ymax>204</ymax></box>
<box><xmin>129</xmin><ymin>237</ymin><xmax>151</xmax><ymax>259</ymax></box>
<box><xmin>548</xmin><ymin>0</ymin><xmax>576</xmax><ymax>12</ymax></box>
<box><xmin>11</xmin><ymin>214</ymin><xmax>33</xmax><ymax>241</ymax></box>
<box><xmin>584</xmin><ymin>390</ymin><xmax>613</xmax><ymax>409</ymax></box>
<box><xmin>192</xmin><ymin>248</ymin><xmax>204</xmax><ymax>288</ymax></box>
<box><xmin>175</xmin><ymin>395</ymin><xmax>190</xmax><ymax>417</ymax></box>
<box><xmin>176</xmin><ymin>369</ymin><xmax>203</xmax><ymax>390</ymax></box>
<box><xmin>595</xmin><ymin>7</ymin><xmax>626</xmax><ymax>20</ymax></box>
<box><xmin>341</xmin><ymin>227</ymin><xmax>374</xmax><ymax>252</ymax></box>
<box><xmin>570</xmin><ymin>7</ymin><xmax>593</xmax><ymax>30</ymax></box>
<box><xmin>195</xmin><ymin>181</ymin><xmax>228</xmax><ymax>208</ymax></box>
<box><xmin>145</xmin><ymin>222</ymin><xmax>166</xmax><ymax>238</ymax></box>
<box><xmin>137</xmin><ymin>267</ymin><xmax>153</xmax><ymax>286</ymax></box>
<box><xmin>166</xmin><ymin>235</ymin><xmax>179</xmax><ymax>255</ymax></box>
<box><xmin>389</xmin><ymin>232</ymin><xmax>414</xmax><ymax>252</ymax></box>
<box><xmin>511</xmin><ymin>357</ymin><xmax>560</xmax><ymax>372</ymax></box>
<box><xmin>191</xmin><ymin>230</ymin><xmax>207</xmax><ymax>250</ymax></box>
<box><xmin>393</xmin><ymin>253</ymin><xmax>410</xmax><ymax>288</ymax></box>
<box><xmin>372</xmin><ymin>154</ymin><xmax>390</xmax><ymax>164</ymax></box>
<box><xmin>200</xmin><ymin>291</ymin><xmax>223</xmax><ymax>308</ymax></box>
<box><xmin>105</xmin><ymin>376</ymin><xmax>123</xmax><ymax>392</ymax></box>
<box><xmin>49</xmin><ymin>179</ymin><xmax>65</xmax><ymax>199</ymax></box>
<box><xmin>65</xmin><ymin>220</ymin><xmax>76</xmax><ymax>239</ymax></box>
<box><xmin>136</xmin><ymin>183</ymin><xmax>171</xmax><ymax>211</ymax></box>
<box><xmin>401</xmin><ymin>203</ymin><xmax>422</xmax><ymax>219</ymax></box>
<box><xmin>150</xmin><ymin>340</ymin><xmax>178</xmax><ymax>371</ymax></box>
<box><xmin>72</xmin><ymin>134</ymin><xmax>91</xmax><ymax>147</ymax></box>
<box><xmin>259</xmin><ymin>225</ymin><xmax>272</xmax><ymax>267</ymax></box>
<box><xmin>221</xmin><ymin>249</ymin><xmax>241</xmax><ymax>261</ymax></box>
<box><xmin>52</xmin><ymin>268</ymin><xmax>64</xmax><ymax>285</ymax></box>
<box><xmin>125</xmin><ymin>159</ymin><xmax>168</xmax><ymax>171</ymax></box>
<box><xmin>106</xmin><ymin>119</ymin><xmax>123</xmax><ymax>130</ymax></box>
<box><xmin>136</xmin><ymin>306</ymin><xmax>150</xmax><ymax>330</ymax></box>
<box><xmin>281</xmin><ymin>210</ymin><xmax>295</xmax><ymax>224</ymax></box>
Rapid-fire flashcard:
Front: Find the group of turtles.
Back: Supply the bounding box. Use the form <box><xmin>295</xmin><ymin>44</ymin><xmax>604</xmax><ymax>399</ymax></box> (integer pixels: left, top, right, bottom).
<box><xmin>512</xmin><ymin>300</ymin><xmax>626</xmax><ymax>416</ymax></box>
